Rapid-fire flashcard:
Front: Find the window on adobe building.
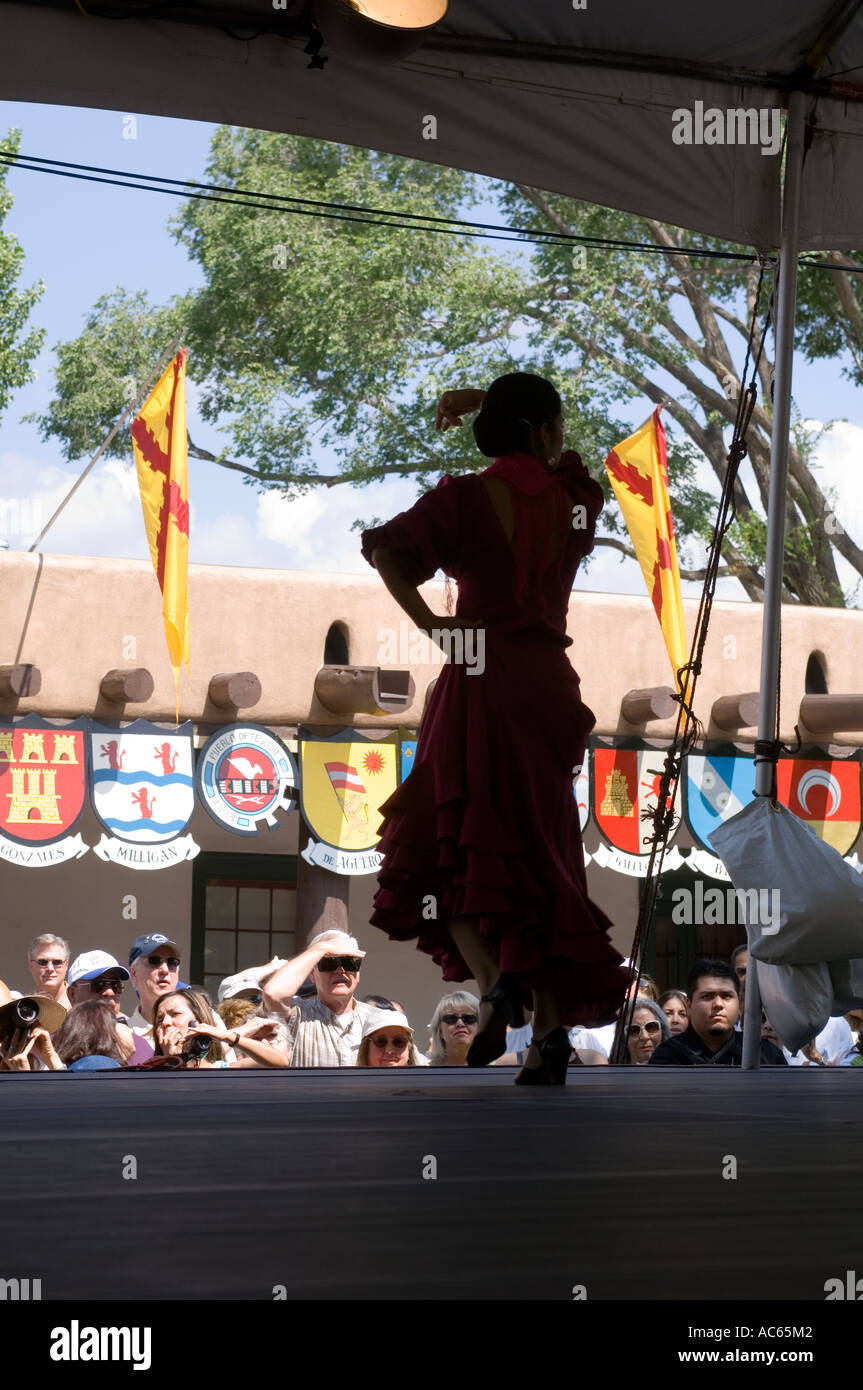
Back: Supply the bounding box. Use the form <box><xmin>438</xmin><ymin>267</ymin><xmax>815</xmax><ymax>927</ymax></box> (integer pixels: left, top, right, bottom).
<box><xmin>191</xmin><ymin>852</ymin><xmax>298</xmax><ymax>998</ymax></box>
<box><xmin>324</xmin><ymin>622</ymin><xmax>349</xmax><ymax>665</ymax></box>
<box><xmin>805</xmin><ymin>650</ymin><xmax>828</xmax><ymax>695</ymax></box>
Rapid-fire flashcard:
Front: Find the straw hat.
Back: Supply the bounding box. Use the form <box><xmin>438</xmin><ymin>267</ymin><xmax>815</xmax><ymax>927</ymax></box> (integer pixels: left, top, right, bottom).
<box><xmin>0</xmin><ymin>978</ymin><xmax>67</xmax><ymax>1035</ymax></box>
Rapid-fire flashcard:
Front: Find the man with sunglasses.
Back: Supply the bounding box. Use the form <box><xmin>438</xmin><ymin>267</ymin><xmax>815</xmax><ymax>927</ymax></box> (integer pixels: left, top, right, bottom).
<box><xmin>262</xmin><ymin>929</ymin><xmax>378</xmax><ymax>1066</ymax></box>
<box><xmin>26</xmin><ymin>934</ymin><xmax>71</xmax><ymax>1009</ymax></box>
<box><xmin>127</xmin><ymin>934</ymin><xmax>182</xmax><ymax>1045</ymax></box>
<box><xmin>66</xmin><ymin>950</ymin><xmax>153</xmax><ymax>1064</ymax></box>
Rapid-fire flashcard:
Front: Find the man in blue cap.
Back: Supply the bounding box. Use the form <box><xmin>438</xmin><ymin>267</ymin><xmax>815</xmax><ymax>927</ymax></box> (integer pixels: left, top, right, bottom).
<box><xmin>127</xmin><ymin>934</ymin><xmax>182</xmax><ymax>1045</ymax></box>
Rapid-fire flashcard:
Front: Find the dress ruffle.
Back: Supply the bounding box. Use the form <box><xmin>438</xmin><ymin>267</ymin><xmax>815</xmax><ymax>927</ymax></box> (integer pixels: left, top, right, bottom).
<box><xmin>368</xmin><ymin>653</ymin><xmax>628</xmax><ymax>1027</ymax></box>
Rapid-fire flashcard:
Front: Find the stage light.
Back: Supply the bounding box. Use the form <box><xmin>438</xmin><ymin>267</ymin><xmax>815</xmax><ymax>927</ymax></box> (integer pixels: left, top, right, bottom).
<box><xmin>313</xmin><ymin>0</ymin><xmax>449</xmax><ymax>64</ymax></box>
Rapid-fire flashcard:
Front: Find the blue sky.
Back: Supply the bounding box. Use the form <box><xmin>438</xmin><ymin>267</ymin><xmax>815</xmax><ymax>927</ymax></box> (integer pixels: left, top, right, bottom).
<box><xmin>1</xmin><ymin>99</ymin><xmax>862</xmax><ymax>607</ymax></box>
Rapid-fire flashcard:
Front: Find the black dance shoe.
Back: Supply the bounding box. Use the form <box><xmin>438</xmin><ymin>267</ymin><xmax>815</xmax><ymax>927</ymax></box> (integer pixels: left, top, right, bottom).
<box><xmin>513</xmin><ymin>1027</ymin><xmax>571</xmax><ymax>1085</ymax></box>
<box><xmin>466</xmin><ymin>973</ymin><xmax>526</xmax><ymax>1067</ymax></box>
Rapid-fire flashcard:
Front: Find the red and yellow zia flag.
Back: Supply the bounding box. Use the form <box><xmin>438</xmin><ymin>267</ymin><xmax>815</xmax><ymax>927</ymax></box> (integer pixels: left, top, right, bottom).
<box><xmin>605</xmin><ymin>407</ymin><xmax>689</xmax><ymax>702</ymax></box>
<box><xmin>131</xmin><ymin>349</ymin><xmax>190</xmax><ymax>713</ymax></box>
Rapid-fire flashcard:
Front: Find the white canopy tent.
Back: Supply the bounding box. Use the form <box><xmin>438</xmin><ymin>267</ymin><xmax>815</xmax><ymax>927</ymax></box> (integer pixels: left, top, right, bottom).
<box><xmin>3</xmin><ymin>1</ymin><xmax>863</xmax><ymax>246</ymax></box>
<box><xmin>3</xmin><ymin>0</ymin><xmax>863</xmax><ymax>1064</ymax></box>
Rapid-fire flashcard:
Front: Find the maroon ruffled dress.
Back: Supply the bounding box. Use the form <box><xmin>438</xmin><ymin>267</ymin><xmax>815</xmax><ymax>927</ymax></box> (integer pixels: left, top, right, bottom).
<box><xmin>360</xmin><ymin>450</ymin><xmax>629</xmax><ymax>1026</ymax></box>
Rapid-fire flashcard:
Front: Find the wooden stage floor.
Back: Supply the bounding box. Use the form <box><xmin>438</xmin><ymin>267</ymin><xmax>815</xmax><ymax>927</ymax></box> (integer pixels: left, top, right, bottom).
<box><xmin>1</xmin><ymin>1067</ymin><xmax>860</xmax><ymax>1301</ymax></box>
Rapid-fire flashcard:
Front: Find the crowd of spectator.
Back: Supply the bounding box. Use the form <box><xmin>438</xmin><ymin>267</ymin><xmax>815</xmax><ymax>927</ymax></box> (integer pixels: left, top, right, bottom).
<box><xmin>1</xmin><ymin>929</ymin><xmax>861</xmax><ymax>1072</ymax></box>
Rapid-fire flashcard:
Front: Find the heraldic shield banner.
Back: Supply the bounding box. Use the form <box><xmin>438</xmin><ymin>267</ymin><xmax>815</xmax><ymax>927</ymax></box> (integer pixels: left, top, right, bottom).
<box><xmin>196</xmin><ymin>724</ymin><xmax>299</xmax><ymax>836</ymax></box>
<box><xmin>0</xmin><ymin>717</ymin><xmax>90</xmax><ymax>866</ymax></box>
<box><xmin>299</xmin><ymin>728</ymin><xmax>399</xmax><ymax>875</ymax></box>
<box><xmin>90</xmin><ymin>720</ymin><xmax>199</xmax><ymax>869</ymax></box>
<box><xmin>776</xmin><ymin>756</ymin><xmax>862</xmax><ymax>857</ymax></box>
<box><xmin>683</xmin><ymin>752</ymin><xmax>756</xmax><ymax>876</ymax></box>
<box><xmin>592</xmin><ymin>744</ymin><xmax>682</xmax><ymax>877</ymax></box>
<box><xmin>684</xmin><ymin>751</ymin><xmax>861</xmax><ymax>870</ymax></box>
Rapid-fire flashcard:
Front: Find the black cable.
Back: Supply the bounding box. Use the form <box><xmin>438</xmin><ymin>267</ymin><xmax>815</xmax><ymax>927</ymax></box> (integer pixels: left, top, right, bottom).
<box><xmin>5</xmin><ymin>150</ymin><xmax>860</xmax><ymax>274</ymax></box>
<box><xmin>0</xmin><ymin>150</ymin><xmax>768</xmax><ymax>262</ymax></box>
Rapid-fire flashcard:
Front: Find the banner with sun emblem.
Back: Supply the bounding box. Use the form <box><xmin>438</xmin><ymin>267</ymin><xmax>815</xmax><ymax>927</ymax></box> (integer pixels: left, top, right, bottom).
<box><xmin>776</xmin><ymin>756</ymin><xmax>862</xmax><ymax>857</ymax></box>
<box><xmin>591</xmin><ymin>743</ymin><xmax>684</xmax><ymax>876</ymax></box>
<box><xmin>0</xmin><ymin>717</ymin><xmax>90</xmax><ymax>866</ymax></box>
<box><xmin>298</xmin><ymin>728</ymin><xmax>399</xmax><ymax>874</ymax></box>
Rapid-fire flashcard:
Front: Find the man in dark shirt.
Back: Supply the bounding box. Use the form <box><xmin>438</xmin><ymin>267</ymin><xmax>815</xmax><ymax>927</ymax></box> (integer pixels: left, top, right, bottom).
<box><xmin>650</xmin><ymin>958</ymin><xmax>786</xmax><ymax>1066</ymax></box>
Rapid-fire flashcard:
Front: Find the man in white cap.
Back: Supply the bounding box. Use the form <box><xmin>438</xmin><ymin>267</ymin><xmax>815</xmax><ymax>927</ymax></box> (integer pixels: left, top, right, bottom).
<box><xmin>262</xmin><ymin>930</ymin><xmax>377</xmax><ymax>1066</ymax></box>
<box><xmin>67</xmin><ymin>951</ymin><xmax>153</xmax><ymax>1064</ymax></box>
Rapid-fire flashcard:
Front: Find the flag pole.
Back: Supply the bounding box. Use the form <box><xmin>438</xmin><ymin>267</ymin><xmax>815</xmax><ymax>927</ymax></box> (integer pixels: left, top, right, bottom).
<box><xmin>28</xmin><ymin>332</ymin><xmax>184</xmax><ymax>553</ymax></box>
<box><xmin>742</xmin><ymin>91</ymin><xmax>806</xmax><ymax>1070</ymax></box>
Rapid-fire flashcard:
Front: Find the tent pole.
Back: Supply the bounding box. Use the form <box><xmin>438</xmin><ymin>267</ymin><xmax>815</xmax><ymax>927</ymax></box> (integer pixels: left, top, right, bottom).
<box><xmin>743</xmin><ymin>90</ymin><xmax>807</xmax><ymax>1070</ymax></box>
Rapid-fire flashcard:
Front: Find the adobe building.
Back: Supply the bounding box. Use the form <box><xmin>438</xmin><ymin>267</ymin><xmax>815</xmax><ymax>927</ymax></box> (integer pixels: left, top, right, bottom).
<box><xmin>1</xmin><ymin>548</ymin><xmax>861</xmax><ymax>1038</ymax></box>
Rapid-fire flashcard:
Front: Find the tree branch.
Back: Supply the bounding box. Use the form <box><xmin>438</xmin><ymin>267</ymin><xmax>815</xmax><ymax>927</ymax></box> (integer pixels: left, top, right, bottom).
<box><xmin>593</xmin><ymin>535</ymin><xmax>761</xmax><ymax>586</ymax></box>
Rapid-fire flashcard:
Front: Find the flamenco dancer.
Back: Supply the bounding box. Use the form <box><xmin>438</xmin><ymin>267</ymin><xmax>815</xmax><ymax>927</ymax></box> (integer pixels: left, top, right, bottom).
<box><xmin>361</xmin><ymin>373</ymin><xmax>629</xmax><ymax>1084</ymax></box>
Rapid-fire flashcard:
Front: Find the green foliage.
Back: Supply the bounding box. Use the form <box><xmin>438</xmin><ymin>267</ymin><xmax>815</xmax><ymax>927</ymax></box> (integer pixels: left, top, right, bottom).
<box><xmin>0</xmin><ymin>130</ymin><xmax>45</xmax><ymax>421</ymax></box>
<box><xmin>29</xmin><ymin>289</ymin><xmax>188</xmax><ymax>461</ymax></box>
<box><xmin>30</xmin><ymin>126</ymin><xmax>863</xmax><ymax>605</ymax></box>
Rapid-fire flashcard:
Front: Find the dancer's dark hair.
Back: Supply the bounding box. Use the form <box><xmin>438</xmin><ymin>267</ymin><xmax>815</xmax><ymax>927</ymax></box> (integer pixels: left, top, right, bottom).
<box><xmin>473</xmin><ymin>372</ymin><xmax>562</xmax><ymax>458</ymax></box>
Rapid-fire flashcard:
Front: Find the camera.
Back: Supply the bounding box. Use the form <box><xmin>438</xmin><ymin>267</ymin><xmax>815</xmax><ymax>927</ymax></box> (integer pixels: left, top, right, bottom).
<box><xmin>12</xmin><ymin>999</ymin><xmax>40</xmax><ymax>1028</ymax></box>
<box><xmin>184</xmin><ymin>1032</ymin><xmax>212</xmax><ymax>1061</ymax></box>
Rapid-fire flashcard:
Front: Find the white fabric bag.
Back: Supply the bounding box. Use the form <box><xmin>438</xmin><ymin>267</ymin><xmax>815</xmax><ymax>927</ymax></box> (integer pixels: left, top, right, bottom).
<box><xmin>709</xmin><ymin>796</ymin><xmax>863</xmax><ymax>965</ymax></box>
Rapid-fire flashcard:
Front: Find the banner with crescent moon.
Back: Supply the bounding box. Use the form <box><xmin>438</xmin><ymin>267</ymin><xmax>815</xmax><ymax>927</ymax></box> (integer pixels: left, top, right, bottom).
<box><xmin>776</xmin><ymin>756</ymin><xmax>862</xmax><ymax>856</ymax></box>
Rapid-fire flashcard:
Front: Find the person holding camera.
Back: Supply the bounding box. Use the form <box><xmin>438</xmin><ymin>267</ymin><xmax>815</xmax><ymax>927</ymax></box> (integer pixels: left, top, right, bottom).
<box><xmin>147</xmin><ymin>988</ymin><xmax>288</xmax><ymax>1069</ymax></box>
<box><xmin>0</xmin><ymin>979</ymin><xmax>66</xmax><ymax>1071</ymax></box>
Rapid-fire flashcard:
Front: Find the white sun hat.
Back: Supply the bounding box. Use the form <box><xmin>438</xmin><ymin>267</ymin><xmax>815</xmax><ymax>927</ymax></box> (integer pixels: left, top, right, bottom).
<box><xmin>361</xmin><ymin>1008</ymin><xmax>413</xmax><ymax>1039</ymax></box>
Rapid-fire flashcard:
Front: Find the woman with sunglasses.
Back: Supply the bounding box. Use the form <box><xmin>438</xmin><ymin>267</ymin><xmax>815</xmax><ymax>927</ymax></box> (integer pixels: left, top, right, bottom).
<box><xmin>356</xmin><ymin>1009</ymin><xmax>429</xmax><ymax>1067</ymax></box>
<box><xmin>362</xmin><ymin>373</ymin><xmax>629</xmax><ymax>1084</ymax></box>
<box><xmin>427</xmin><ymin>991</ymin><xmax>480</xmax><ymax>1065</ymax></box>
<box><xmin>624</xmin><ymin>998</ymin><xmax>671</xmax><ymax>1065</ymax></box>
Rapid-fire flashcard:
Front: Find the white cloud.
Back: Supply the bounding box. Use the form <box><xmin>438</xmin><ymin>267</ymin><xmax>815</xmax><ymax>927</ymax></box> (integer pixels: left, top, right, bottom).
<box><xmin>254</xmin><ymin>476</ymin><xmax>421</xmax><ymax>573</ymax></box>
<box><xmin>0</xmin><ymin>452</ymin><xmax>148</xmax><ymax>558</ymax></box>
<box><xmin>806</xmin><ymin>417</ymin><xmax>863</xmax><ymax>544</ymax></box>
<box><xmin>7</xmin><ymin>417</ymin><xmax>862</xmax><ymax>608</ymax></box>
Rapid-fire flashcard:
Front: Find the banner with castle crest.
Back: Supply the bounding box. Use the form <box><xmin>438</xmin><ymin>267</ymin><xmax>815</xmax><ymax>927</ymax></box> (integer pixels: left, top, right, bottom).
<box><xmin>298</xmin><ymin>728</ymin><xmax>399</xmax><ymax>874</ymax></box>
<box><xmin>0</xmin><ymin>717</ymin><xmax>90</xmax><ymax>866</ymax></box>
<box><xmin>591</xmin><ymin>744</ymin><xmax>684</xmax><ymax>877</ymax></box>
<box><xmin>89</xmin><ymin>720</ymin><xmax>199</xmax><ymax>869</ymax></box>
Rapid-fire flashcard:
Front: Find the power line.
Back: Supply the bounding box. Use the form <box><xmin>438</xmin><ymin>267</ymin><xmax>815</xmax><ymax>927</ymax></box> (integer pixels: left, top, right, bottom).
<box><xmin>2</xmin><ymin>150</ymin><xmax>860</xmax><ymax>275</ymax></box>
<box><xmin>0</xmin><ymin>149</ymin><xmax>762</xmax><ymax>262</ymax></box>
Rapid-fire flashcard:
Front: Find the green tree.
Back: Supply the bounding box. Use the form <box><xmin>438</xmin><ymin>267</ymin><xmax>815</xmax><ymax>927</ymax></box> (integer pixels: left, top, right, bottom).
<box><xmin>34</xmin><ymin>127</ymin><xmax>863</xmax><ymax>606</ymax></box>
<box><xmin>0</xmin><ymin>130</ymin><xmax>45</xmax><ymax>421</ymax></box>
